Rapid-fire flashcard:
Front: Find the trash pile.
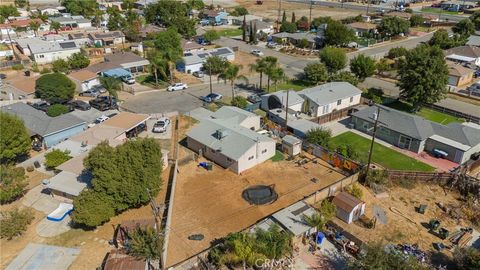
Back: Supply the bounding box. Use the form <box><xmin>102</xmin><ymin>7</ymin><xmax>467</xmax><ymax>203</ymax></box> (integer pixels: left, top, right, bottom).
<box><xmin>386</xmin><ymin>243</ymin><xmax>428</xmax><ymax>263</ymax></box>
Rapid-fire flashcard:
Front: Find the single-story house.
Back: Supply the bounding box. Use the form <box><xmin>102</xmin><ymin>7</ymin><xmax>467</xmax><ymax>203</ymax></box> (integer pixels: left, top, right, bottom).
<box><xmin>351</xmin><ymin>105</ymin><xmax>480</xmax><ymax>164</ymax></box>
<box><xmin>101</xmin><ymin>111</ymin><xmax>150</xmax><ymax>138</ymax></box>
<box><xmin>49</xmin><ymin>15</ymin><xmax>92</xmax><ymax>29</ymax></box>
<box><xmin>203</xmin><ymin>10</ymin><xmax>229</xmax><ymax>23</ymax></box>
<box><xmin>272</xmin><ymin>201</ymin><xmax>317</xmax><ymax>239</ymax></box>
<box><xmin>47</xmin><ymin>171</ymin><xmax>91</xmax><ymax>200</ymax></box>
<box><xmin>226</xmin><ymin>14</ymin><xmax>263</xmax><ymax>25</ymax></box>
<box><xmin>267</xmin><ymin>108</ymin><xmax>323</xmax><ymax>138</ymax></box>
<box><xmin>298</xmin><ymin>82</ymin><xmax>362</xmax><ymax>117</ymax></box>
<box><xmin>179</xmin><ymin>47</ymin><xmax>235</xmax><ymax>73</ymax></box>
<box><xmin>38</xmin><ymin>7</ymin><xmax>61</xmax><ymax>16</ymax></box>
<box><xmin>271</xmin><ymin>31</ymin><xmax>322</xmax><ymax>49</ymax></box>
<box><xmin>20</xmin><ymin>38</ymin><xmax>81</xmax><ymax>64</ymax></box>
<box><xmin>186</xmin><ymin>106</ymin><xmax>275</xmax><ymax>174</ymax></box>
<box><xmin>0</xmin><ymin>102</ymin><xmax>86</xmax><ymax>148</ymax></box>
<box><xmin>88</xmin><ymin>31</ymin><xmax>125</xmax><ymax>47</ymax></box>
<box><xmin>87</xmin><ymin>52</ymin><xmax>150</xmax><ymax>74</ymax></box>
<box><xmin>444</xmin><ymin>45</ymin><xmax>480</xmax><ymax>67</ymax></box>
<box><xmin>261</xmin><ymin>90</ymin><xmax>304</xmax><ymax>113</ymax></box>
<box><xmin>2</xmin><ymin>77</ymin><xmax>37</xmax><ymax>100</ymax></box>
<box><xmin>102</xmin><ymin>250</ymin><xmax>150</xmax><ymax>270</ymax></box>
<box><xmin>0</xmin><ymin>18</ymin><xmax>44</xmax><ymax>39</ymax></box>
<box><xmin>68</xmin><ymin>32</ymin><xmax>91</xmax><ymax>46</ymax></box>
<box><xmin>181</xmin><ymin>38</ymin><xmax>203</xmax><ymax>54</ymax></box>
<box><xmin>466</xmin><ymin>35</ymin><xmax>480</xmax><ymax>47</ymax></box>
<box><xmin>383</xmin><ymin>11</ymin><xmax>412</xmax><ymax>20</ymax></box>
<box><xmin>249</xmin><ymin>20</ymin><xmax>274</xmax><ymax>35</ymax></box>
<box><xmin>139</xmin><ymin>24</ymin><xmax>165</xmax><ymax>39</ymax></box>
<box><xmin>332</xmin><ymin>192</ymin><xmax>366</xmax><ymax>224</ymax></box>
<box><xmin>69</xmin><ymin>70</ymin><xmax>100</xmax><ymax>92</ymax></box>
<box><xmin>347</xmin><ymin>22</ymin><xmax>377</xmax><ymax>37</ymax></box>
<box><xmin>447</xmin><ymin>61</ymin><xmax>474</xmax><ymax>87</ymax></box>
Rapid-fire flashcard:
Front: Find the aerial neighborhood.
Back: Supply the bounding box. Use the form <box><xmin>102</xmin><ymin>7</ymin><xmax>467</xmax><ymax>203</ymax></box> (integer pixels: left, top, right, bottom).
<box><xmin>1</xmin><ymin>0</ymin><xmax>480</xmax><ymax>270</ymax></box>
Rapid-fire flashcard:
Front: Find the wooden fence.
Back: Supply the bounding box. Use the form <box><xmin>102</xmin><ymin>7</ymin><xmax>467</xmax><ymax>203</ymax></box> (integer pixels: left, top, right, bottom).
<box><xmin>423</xmin><ymin>103</ymin><xmax>480</xmax><ymax>124</ymax></box>
<box><xmin>312</xmin><ymin>106</ymin><xmax>358</xmax><ymax>124</ymax></box>
<box><xmin>385</xmin><ymin>170</ymin><xmax>455</xmax><ymax>182</ymax></box>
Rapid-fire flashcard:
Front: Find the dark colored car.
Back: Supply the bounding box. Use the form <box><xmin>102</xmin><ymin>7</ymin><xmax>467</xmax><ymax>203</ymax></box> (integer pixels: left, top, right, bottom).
<box><xmin>89</xmin><ymin>96</ymin><xmax>118</xmax><ymax>111</ymax></box>
<box><xmin>68</xmin><ymin>100</ymin><xmax>91</xmax><ymax>111</ymax></box>
<box><xmin>247</xmin><ymin>94</ymin><xmax>262</xmax><ymax>104</ymax></box>
<box><xmin>200</xmin><ymin>93</ymin><xmax>223</xmax><ymax>103</ymax></box>
<box><xmin>30</xmin><ymin>101</ymin><xmax>50</xmax><ymax>112</ymax></box>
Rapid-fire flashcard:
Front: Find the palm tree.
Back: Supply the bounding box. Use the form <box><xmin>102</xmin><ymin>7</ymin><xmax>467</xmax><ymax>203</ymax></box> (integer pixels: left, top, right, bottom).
<box><xmin>302</xmin><ymin>211</ymin><xmax>326</xmax><ymax>232</ymax></box>
<box><xmin>100</xmin><ymin>77</ymin><xmax>121</xmax><ymax>107</ymax></box>
<box><xmin>269</xmin><ymin>66</ymin><xmax>285</xmax><ymax>92</ymax></box>
<box><xmin>264</xmin><ymin>56</ymin><xmax>279</xmax><ymax>92</ymax></box>
<box><xmin>127</xmin><ymin>227</ymin><xmax>162</xmax><ymax>268</ymax></box>
<box><xmin>203</xmin><ymin>56</ymin><xmax>228</xmax><ymax>94</ymax></box>
<box><xmin>162</xmin><ymin>47</ymin><xmax>183</xmax><ymax>83</ymax></box>
<box><xmin>50</xmin><ymin>21</ymin><xmax>61</xmax><ymax>34</ymax></box>
<box><xmin>249</xmin><ymin>58</ymin><xmax>269</xmax><ymax>91</ymax></box>
<box><xmin>218</xmin><ymin>63</ymin><xmax>248</xmax><ymax>99</ymax></box>
<box><xmin>148</xmin><ymin>52</ymin><xmax>168</xmax><ymax>87</ymax></box>
<box><xmin>29</xmin><ymin>21</ymin><xmax>40</xmax><ymax>37</ymax></box>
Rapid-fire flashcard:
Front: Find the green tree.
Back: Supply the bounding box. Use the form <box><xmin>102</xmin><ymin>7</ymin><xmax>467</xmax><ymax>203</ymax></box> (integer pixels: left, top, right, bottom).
<box><xmin>345</xmin><ymin>184</ymin><xmax>363</xmax><ymax>200</ymax></box>
<box><xmin>106</xmin><ymin>7</ymin><xmax>126</xmax><ymax>31</ymax></box>
<box><xmin>291</xmin><ymin>12</ymin><xmax>296</xmax><ymax>23</ymax></box>
<box><xmin>100</xmin><ymin>77</ymin><xmax>121</xmax><ymax>107</ymax></box>
<box><xmin>350</xmin><ymin>54</ymin><xmax>376</xmax><ymax>81</ymax></box>
<box><xmin>303</xmin><ymin>200</ymin><xmax>336</xmax><ymax>231</ymax></box>
<box><xmin>319</xmin><ymin>198</ymin><xmax>336</xmax><ymax>220</ymax></box>
<box><xmin>350</xmin><ymin>242</ymin><xmax>430</xmax><ymax>270</ymax></box>
<box><xmin>280</xmin><ymin>21</ymin><xmax>297</xmax><ymax>33</ymax></box>
<box><xmin>231</xmin><ymin>96</ymin><xmax>248</xmax><ymax>109</ymax></box>
<box><xmin>35</xmin><ymin>73</ymin><xmax>75</xmax><ymax>103</ymax></box>
<box><xmin>325</xmin><ymin>20</ymin><xmax>356</xmax><ymax>47</ymax></box>
<box><xmin>154</xmin><ymin>28</ymin><xmax>183</xmax><ymax>83</ymax></box>
<box><xmin>0</xmin><ymin>112</ymin><xmax>31</xmax><ymax>162</ymax></box>
<box><xmin>387</xmin><ymin>47</ymin><xmax>408</xmax><ymax>59</ymax></box>
<box><xmin>60</xmin><ymin>0</ymin><xmax>97</xmax><ymax>17</ymax></box>
<box><xmin>409</xmin><ymin>15</ymin><xmax>424</xmax><ymax>27</ymax></box>
<box><xmin>470</xmin><ymin>11</ymin><xmax>480</xmax><ymax>30</ymax></box>
<box><xmin>303</xmin><ymin>212</ymin><xmax>327</xmax><ymax>231</ymax></box>
<box><xmin>52</xmin><ymin>59</ymin><xmax>70</xmax><ymax>73</ymax></box>
<box><xmin>68</xmin><ymin>52</ymin><xmax>90</xmax><ymax>70</ymax></box>
<box><xmin>204</xmin><ymin>56</ymin><xmax>228</xmax><ymax>94</ymax></box>
<box><xmin>304</xmin><ymin>62</ymin><xmax>328</xmax><ymax>85</ymax></box>
<box><xmin>148</xmin><ymin>51</ymin><xmax>168</xmax><ymax>85</ymax></box>
<box><xmin>335</xmin><ymin>144</ymin><xmax>360</xmax><ymax>160</ymax></box>
<box><xmin>320</xmin><ymin>47</ymin><xmax>347</xmax><ymax>73</ymax></box>
<box><xmin>0</xmin><ymin>5</ymin><xmax>20</xmax><ymax>22</ymax></box>
<box><xmin>46</xmin><ymin>104</ymin><xmax>69</xmax><ymax>117</ymax></box>
<box><xmin>378</xmin><ymin>17</ymin><xmax>410</xmax><ymax>37</ymax></box>
<box><xmin>0</xmin><ymin>208</ymin><xmax>34</xmax><ymax>240</ymax></box>
<box><xmin>376</xmin><ymin>58</ymin><xmax>392</xmax><ymax>75</ymax></box>
<box><xmin>230</xmin><ymin>6</ymin><xmax>248</xmax><ymax>16</ymax></box>
<box><xmin>219</xmin><ymin>63</ymin><xmax>248</xmax><ymax>99</ymax></box>
<box><xmin>453</xmin><ymin>19</ymin><xmax>475</xmax><ymax>37</ymax></box>
<box><xmin>0</xmin><ymin>165</ymin><xmax>27</xmax><ymax>204</ymax></box>
<box><xmin>254</xmin><ymin>225</ymin><xmax>292</xmax><ymax>260</ymax></box>
<box><xmin>15</xmin><ymin>0</ymin><xmax>29</xmax><ymax>8</ymax></box>
<box><xmin>144</xmin><ymin>0</ymin><xmax>196</xmax><ymax>38</ymax></box>
<box><xmin>128</xmin><ymin>227</ymin><xmax>162</xmax><ymax>262</ymax></box>
<box><xmin>267</xmin><ymin>66</ymin><xmax>285</xmax><ymax>92</ymax></box>
<box><xmin>186</xmin><ymin>0</ymin><xmax>204</xmax><ymax>10</ymax></box>
<box><xmin>297</xmin><ymin>38</ymin><xmax>310</xmax><ymax>49</ymax></box>
<box><xmin>49</xmin><ymin>21</ymin><xmax>61</xmax><ymax>34</ymax></box>
<box><xmin>329</xmin><ymin>71</ymin><xmax>359</xmax><ymax>86</ymax></box>
<box><xmin>72</xmin><ymin>190</ymin><xmax>115</xmax><ymax>227</ymax></box>
<box><xmin>250</xmin><ymin>58</ymin><xmax>269</xmax><ymax>90</ymax></box>
<box><xmin>28</xmin><ymin>21</ymin><xmax>40</xmax><ymax>37</ymax></box>
<box><xmin>203</xmin><ymin>30</ymin><xmax>220</xmax><ymax>43</ymax></box>
<box><xmin>282</xmin><ymin>10</ymin><xmax>287</xmax><ymax>23</ymax></box>
<box><xmin>306</xmin><ymin>127</ymin><xmax>332</xmax><ymax>148</ymax></box>
<box><xmin>44</xmin><ymin>149</ymin><xmax>71</xmax><ymax>169</ymax></box>
<box><xmin>454</xmin><ymin>247</ymin><xmax>480</xmax><ymax>270</ymax></box>
<box><xmin>264</xmin><ymin>56</ymin><xmax>279</xmax><ymax>92</ymax></box>
<box><xmin>398</xmin><ymin>44</ymin><xmax>448</xmax><ymax>110</ymax></box>
<box><xmin>429</xmin><ymin>29</ymin><xmax>466</xmax><ymax>49</ymax></box>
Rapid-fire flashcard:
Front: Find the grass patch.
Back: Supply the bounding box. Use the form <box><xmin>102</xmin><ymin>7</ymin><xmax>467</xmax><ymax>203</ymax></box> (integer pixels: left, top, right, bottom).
<box><xmin>46</xmin><ymin>229</ymin><xmax>89</xmax><ymax>247</ymax></box>
<box><xmin>271</xmin><ymin>150</ymin><xmax>285</xmax><ymax>162</ymax></box>
<box><xmin>385</xmin><ymin>100</ymin><xmax>464</xmax><ymax>125</ymax></box>
<box><xmin>273</xmin><ymin>79</ymin><xmax>314</xmax><ymax>92</ymax></box>
<box><xmin>330</xmin><ymin>132</ymin><xmax>435</xmax><ymax>172</ymax></box>
<box><xmin>136</xmin><ymin>74</ymin><xmax>169</xmax><ymax>89</ymax></box>
<box><xmin>216</xmin><ymin>28</ymin><xmax>243</xmax><ymax>37</ymax></box>
<box><xmin>254</xmin><ymin>109</ymin><xmax>267</xmax><ymax>117</ymax></box>
<box><xmin>385</xmin><ymin>230</ymin><xmax>405</xmax><ymax>242</ymax></box>
<box><xmin>421</xmin><ymin>7</ymin><xmax>459</xmax><ymax>15</ymax></box>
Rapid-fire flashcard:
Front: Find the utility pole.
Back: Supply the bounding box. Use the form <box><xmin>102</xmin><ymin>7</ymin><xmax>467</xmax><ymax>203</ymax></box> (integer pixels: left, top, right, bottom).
<box><xmin>276</xmin><ymin>0</ymin><xmax>282</xmax><ymax>33</ymax></box>
<box><xmin>366</xmin><ymin>0</ymin><xmax>371</xmax><ymax>15</ymax></box>
<box><xmin>309</xmin><ymin>1</ymin><xmax>313</xmax><ymax>30</ymax></box>
<box><xmin>365</xmin><ymin>105</ymin><xmax>380</xmax><ymax>177</ymax></box>
<box><xmin>284</xmin><ymin>90</ymin><xmax>290</xmax><ymax>131</ymax></box>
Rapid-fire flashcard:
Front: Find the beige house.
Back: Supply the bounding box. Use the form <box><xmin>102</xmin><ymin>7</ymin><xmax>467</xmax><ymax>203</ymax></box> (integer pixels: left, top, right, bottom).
<box><xmin>447</xmin><ymin>61</ymin><xmax>474</xmax><ymax>87</ymax></box>
<box><xmin>347</xmin><ymin>22</ymin><xmax>377</xmax><ymax>37</ymax></box>
<box><xmin>68</xmin><ymin>70</ymin><xmax>100</xmax><ymax>92</ymax></box>
<box><xmin>186</xmin><ymin>106</ymin><xmax>275</xmax><ymax>174</ymax></box>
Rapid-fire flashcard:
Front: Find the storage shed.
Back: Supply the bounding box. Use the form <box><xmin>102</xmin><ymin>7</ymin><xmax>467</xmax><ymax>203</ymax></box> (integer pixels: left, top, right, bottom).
<box><xmin>282</xmin><ymin>135</ymin><xmax>302</xmax><ymax>156</ymax></box>
<box><xmin>332</xmin><ymin>192</ymin><xmax>365</xmax><ymax>224</ymax></box>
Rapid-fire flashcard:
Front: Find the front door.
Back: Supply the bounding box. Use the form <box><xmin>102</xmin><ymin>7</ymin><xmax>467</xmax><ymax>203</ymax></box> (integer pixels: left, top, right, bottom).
<box><xmin>398</xmin><ymin>135</ymin><xmax>412</xmax><ymax>150</ymax></box>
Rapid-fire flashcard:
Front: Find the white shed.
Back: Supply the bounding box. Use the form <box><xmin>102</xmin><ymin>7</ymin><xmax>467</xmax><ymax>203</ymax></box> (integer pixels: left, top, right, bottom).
<box><xmin>282</xmin><ymin>135</ymin><xmax>302</xmax><ymax>156</ymax></box>
<box><xmin>332</xmin><ymin>192</ymin><xmax>365</xmax><ymax>224</ymax></box>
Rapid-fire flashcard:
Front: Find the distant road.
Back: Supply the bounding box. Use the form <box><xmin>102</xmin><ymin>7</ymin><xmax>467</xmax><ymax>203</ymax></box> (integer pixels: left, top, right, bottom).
<box><xmin>286</xmin><ymin>0</ymin><xmax>468</xmax><ymax>22</ymax></box>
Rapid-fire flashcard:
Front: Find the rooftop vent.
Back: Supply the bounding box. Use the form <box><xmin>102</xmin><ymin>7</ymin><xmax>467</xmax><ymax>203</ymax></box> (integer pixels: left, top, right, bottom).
<box><xmin>215</xmin><ymin>129</ymin><xmax>229</xmax><ymax>140</ymax></box>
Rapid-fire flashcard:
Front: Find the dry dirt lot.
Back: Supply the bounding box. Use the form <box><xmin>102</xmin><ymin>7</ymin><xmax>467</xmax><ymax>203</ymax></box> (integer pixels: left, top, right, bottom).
<box><xmin>166</xmin><ymin>156</ymin><xmax>347</xmax><ymax>267</ymax></box>
<box><xmin>235</xmin><ymin>0</ymin><xmax>363</xmax><ymax>21</ymax></box>
<box><xmin>332</xmin><ymin>183</ymin><xmax>478</xmax><ymax>257</ymax></box>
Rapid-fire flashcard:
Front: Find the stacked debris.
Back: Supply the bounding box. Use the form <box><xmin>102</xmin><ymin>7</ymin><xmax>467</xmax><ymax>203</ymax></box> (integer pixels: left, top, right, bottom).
<box><xmin>448</xmin><ymin>227</ymin><xmax>473</xmax><ymax>247</ymax></box>
<box><xmin>390</xmin><ymin>244</ymin><xmax>428</xmax><ymax>263</ymax></box>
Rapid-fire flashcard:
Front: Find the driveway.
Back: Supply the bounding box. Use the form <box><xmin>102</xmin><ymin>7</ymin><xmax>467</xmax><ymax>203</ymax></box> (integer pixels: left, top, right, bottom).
<box><xmin>70</xmin><ymin>107</ymin><xmax>119</xmax><ymax>124</ymax></box>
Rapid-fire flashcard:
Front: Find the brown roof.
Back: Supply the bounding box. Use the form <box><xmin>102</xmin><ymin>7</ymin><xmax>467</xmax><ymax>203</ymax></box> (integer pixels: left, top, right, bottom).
<box><xmin>104</xmin><ymin>52</ymin><xmax>147</xmax><ymax>65</ymax></box>
<box><xmin>69</xmin><ymin>70</ymin><xmax>97</xmax><ymax>82</ymax></box>
<box><xmin>384</xmin><ymin>11</ymin><xmax>411</xmax><ymax>19</ymax></box>
<box><xmin>0</xmin><ymin>19</ymin><xmax>43</xmax><ymax>28</ymax></box>
<box><xmin>102</xmin><ymin>112</ymin><xmax>150</xmax><ymax>131</ymax></box>
<box><xmin>88</xmin><ymin>30</ymin><xmax>124</xmax><ymax>40</ymax></box>
<box><xmin>332</xmin><ymin>192</ymin><xmax>364</xmax><ymax>212</ymax></box>
<box><xmin>103</xmin><ymin>250</ymin><xmax>146</xmax><ymax>270</ymax></box>
<box><xmin>68</xmin><ymin>32</ymin><xmax>89</xmax><ymax>39</ymax></box>
<box><xmin>140</xmin><ymin>24</ymin><xmax>166</xmax><ymax>38</ymax></box>
<box><xmin>9</xmin><ymin>77</ymin><xmax>38</xmax><ymax>94</ymax></box>
<box><xmin>445</xmin><ymin>45</ymin><xmax>480</xmax><ymax>58</ymax></box>
<box><xmin>447</xmin><ymin>61</ymin><xmax>474</xmax><ymax>77</ymax></box>
<box><xmin>85</xmin><ymin>61</ymin><xmax>119</xmax><ymax>73</ymax></box>
<box><xmin>347</xmin><ymin>22</ymin><xmax>377</xmax><ymax>30</ymax></box>
<box><xmin>70</xmin><ymin>124</ymin><xmax>125</xmax><ymax>146</ymax></box>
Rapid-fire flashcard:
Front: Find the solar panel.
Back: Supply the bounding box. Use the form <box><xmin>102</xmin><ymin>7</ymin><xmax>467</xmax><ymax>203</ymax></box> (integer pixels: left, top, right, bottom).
<box><xmin>197</xmin><ymin>53</ymin><xmax>208</xmax><ymax>59</ymax></box>
<box><xmin>216</xmin><ymin>48</ymin><xmax>231</xmax><ymax>54</ymax></box>
<box><xmin>292</xmin><ymin>204</ymin><xmax>310</xmax><ymax>216</ymax></box>
<box><xmin>59</xmin><ymin>42</ymin><xmax>76</xmax><ymax>49</ymax></box>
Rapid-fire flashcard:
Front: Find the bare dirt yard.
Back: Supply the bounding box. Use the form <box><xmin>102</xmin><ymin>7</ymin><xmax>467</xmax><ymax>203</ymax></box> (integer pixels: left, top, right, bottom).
<box><xmin>166</xmin><ymin>155</ymin><xmax>347</xmax><ymax>267</ymax></box>
<box><xmin>331</xmin><ymin>183</ymin><xmax>479</xmax><ymax>259</ymax></box>
<box><xmin>235</xmin><ymin>0</ymin><xmax>363</xmax><ymax>21</ymax></box>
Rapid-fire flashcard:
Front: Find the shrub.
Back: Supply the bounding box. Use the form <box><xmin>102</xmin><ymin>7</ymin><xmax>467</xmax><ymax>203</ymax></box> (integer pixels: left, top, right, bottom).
<box><xmin>0</xmin><ymin>165</ymin><xmax>27</xmax><ymax>204</ymax></box>
<box><xmin>396</xmin><ymin>178</ymin><xmax>416</xmax><ymax>189</ymax></box>
<box><xmin>26</xmin><ymin>166</ymin><xmax>34</xmax><ymax>172</ymax></box>
<box><xmin>0</xmin><ymin>112</ymin><xmax>31</xmax><ymax>162</ymax></box>
<box><xmin>46</xmin><ymin>104</ymin><xmax>69</xmax><ymax>117</ymax></box>
<box><xmin>346</xmin><ymin>184</ymin><xmax>363</xmax><ymax>199</ymax></box>
<box><xmin>231</xmin><ymin>96</ymin><xmax>248</xmax><ymax>108</ymax></box>
<box><xmin>306</xmin><ymin>127</ymin><xmax>332</xmax><ymax>149</ymax></box>
<box><xmin>11</xmin><ymin>64</ymin><xmax>24</xmax><ymax>70</ymax></box>
<box><xmin>364</xmin><ymin>170</ymin><xmax>389</xmax><ymax>187</ymax></box>
<box><xmin>0</xmin><ymin>208</ymin><xmax>34</xmax><ymax>240</ymax></box>
<box><xmin>51</xmin><ymin>59</ymin><xmax>70</xmax><ymax>73</ymax></box>
<box><xmin>387</xmin><ymin>47</ymin><xmax>408</xmax><ymax>59</ymax></box>
<box><xmin>40</xmin><ymin>67</ymin><xmax>51</xmax><ymax>74</ymax></box>
<box><xmin>44</xmin><ymin>149</ymin><xmax>71</xmax><ymax>169</ymax></box>
<box><xmin>35</xmin><ymin>73</ymin><xmax>75</xmax><ymax>103</ymax></box>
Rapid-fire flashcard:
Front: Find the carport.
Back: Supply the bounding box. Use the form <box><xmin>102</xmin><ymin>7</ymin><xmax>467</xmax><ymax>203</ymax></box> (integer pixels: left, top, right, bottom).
<box><xmin>101</xmin><ymin>112</ymin><xmax>150</xmax><ymax>138</ymax></box>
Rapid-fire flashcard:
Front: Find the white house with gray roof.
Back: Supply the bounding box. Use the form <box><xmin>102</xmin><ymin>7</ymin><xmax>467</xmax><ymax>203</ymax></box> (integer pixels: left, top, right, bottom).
<box><xmin>179</xmin><ymin>47</ymin><xmax>235</xmax><ymax>74</ymax></box>
<box><xmin>186</xmin><ymin>106</ymin><xmax>275</xmax><ymax>174</ymax></box>
<box><xmin>299</xmin><ymin>82</ymin><xmax>362</xmax><ymax>117</ymax></box>
<box><xmin>17</xmin><ymin>37</ymin><xmax>81</xmax><ymax>64</ymax></box>
<box><xmin>261</xmin><ymin>90</ymin><xmax>304</xmax><ymax>113</ymax></box>
<box><xmin>352</xmin><ymin>106</ymin><xmax>480</xmax><ymax>164</ymax></box>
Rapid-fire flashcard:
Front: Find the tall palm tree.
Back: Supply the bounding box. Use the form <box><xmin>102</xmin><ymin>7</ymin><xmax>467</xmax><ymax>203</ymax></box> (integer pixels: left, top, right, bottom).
<box><xmin>302</xmin><ymin>211</ymin><xmax>326</xmax><ymax>232</ymax></box>
<box><xmin>218</xmin><ymin>63</ymin><xmax>248</xmax><ymax>99</ymax></box>
<box><xmin>203</xmin><ymin>56</ymin><xmax>228</xmax><ymax>94</ymax></box>
<box><xmin>148</xmin><ymin>52</ymin><xmax>168</xmax><ymax>87</ymax></box>
<box><xmin>50</xmin><ymin>21</ymin><xmax>61</xmax><ymax>34</ymax></box>
<box><xmin>249</xmin><ymin>58</ymin><xmax>268</xmax><ymax>91</ymax></box>
<box><xmin>100</xmin><ymin>77</ymin><xmax>121</xmax><ymax>107</ymax></box>
<box><xmin>29</xmin><ymin>21</ymin><xmax>40</xmax><ymax>37</ymax></box>
<box><xmin>264</xmin><ymin>56</ymin><xmax>279</xmax><ymax>92</ymax></box>
<box><xmin>269</xmin><ymin>67</ymin><xmax>285</xmax><ymax>92</ymax></box>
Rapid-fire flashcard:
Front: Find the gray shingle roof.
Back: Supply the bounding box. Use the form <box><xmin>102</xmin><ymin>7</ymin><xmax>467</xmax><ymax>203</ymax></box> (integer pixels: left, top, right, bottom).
<box><xmin>466</xmin><ymin>35</ymin><xmax>480</xmax><ymax>47</ymax></box>
<box><xmin>299</xmin><ymin>82</ymin><xmax>362</xmax><ymax>107</ymax></box>
<box><xmin>211</xmin><ymin>106</ymin><xmax>256</xmax><ymax>124</ymax></box>
<box><xmin>263</xmin><ymin>90</ymin><xmax>304</xmax><ymax>107</ymax></box>
<box><xmin>1</xmin><ymin>103</ymin><xmax>85</xmax><ymax>137</ymax></box>
<box><xmin>272</xmin><ymin>201</ymin><xmax>316</xmax><ymax>236</ymax></box>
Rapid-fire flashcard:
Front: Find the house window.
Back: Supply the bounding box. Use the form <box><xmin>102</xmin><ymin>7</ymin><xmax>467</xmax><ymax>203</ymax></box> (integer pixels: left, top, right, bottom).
<box><xmin>337</xmin><ymin>99</ymin><xmax>342</xmax><ymax>105</ymax></box>
<box><xmin>362</xmin><ymin>122</ymin><xmax>371</xmax><ymax>130</ymax></box>
<box><xmin>379</xmin><ymin>126</ymin><xmax>390</xmax><ymax>135</ymax></box>
<box><xmin>262</xmin><ymin>149</ymin><xmax>267</xmax><ymax>154</ymax></box>
<box><xmin>322</xmin><ymin>104</ymin><xmax>329</xmax><ymax>114</ymax></box>
<box><xmin>350</xmin><ymin>97</ymin><xmax>354</xmax><ymax>103</ymax></box>
<box><xmin>248</xmin><ymin>156</ymin><xmax>254</xmax><ymax>160</ymax></box>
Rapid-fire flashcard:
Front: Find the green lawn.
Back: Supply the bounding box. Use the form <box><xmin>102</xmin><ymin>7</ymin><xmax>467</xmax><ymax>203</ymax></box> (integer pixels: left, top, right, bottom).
<box><xmin>330</xmin><ymin>132</ymin><xmax>435</xmax><ymax>172</ymax></box>
<box><xmin>216</xmin><ymin>28</ymin><xmax>243</xmax><ymax>37</ymax></box>
<box><xmin>271</xmin><ymin>150</ymin><xmax>285</xmax><ymax>162</ymax></box>
<box><xmin>385</xmin><ymin>100</ymin><xmax>464</xmax><ymax>125</ymax></box>
<box><xmin>136</xmin><ymin>74</ymin><xmax>169</xmax><ymax>89</ymax></box>
<box><xmin>274</xmin><ymin>79</ymin><xmax>314</xmax><ymax>92</ymax></box>
<box><xmin>421</xmin><ymin>7</ymin><xmax>459</xmax><ymax>15</ymax></box>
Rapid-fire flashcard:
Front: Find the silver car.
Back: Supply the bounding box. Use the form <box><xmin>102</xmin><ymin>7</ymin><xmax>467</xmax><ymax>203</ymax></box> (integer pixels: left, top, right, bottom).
<box><xmin>152</xmin><ymin>117</ymin><xmax>171</xmax><ymax>133</ymax></box>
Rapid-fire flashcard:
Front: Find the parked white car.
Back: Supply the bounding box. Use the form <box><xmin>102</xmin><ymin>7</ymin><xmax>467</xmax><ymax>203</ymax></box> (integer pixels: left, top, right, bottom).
<box><xmin>152</xmin><ymin>117</ymin><xmax>171</xmax><ymax>133</ymax></box>
<box><xmin>167</xmin><ymin>83</ymin><xmax>188</xmax><ymax>91</ymax></box>
<box><xmin>251</xmin><ymin>49</ymin><xmax>264</xmax><ymax>56</ymax></box>
<box><xmin>87</xmin><ymin>115</ymin><xmax>109</xmax><ymax>128</ymax></box>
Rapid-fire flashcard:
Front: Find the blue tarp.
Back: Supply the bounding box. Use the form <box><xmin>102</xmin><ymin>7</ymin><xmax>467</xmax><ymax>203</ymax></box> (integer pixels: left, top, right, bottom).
<box><xmin>103</xmin><ymin>68</ymin><xmax>131</xmax><ymax>78</ymax></box>
<box><xmin>316</xmin><ymin>232</ymin><xmax>325</xmax><ymax>245</ymax></box>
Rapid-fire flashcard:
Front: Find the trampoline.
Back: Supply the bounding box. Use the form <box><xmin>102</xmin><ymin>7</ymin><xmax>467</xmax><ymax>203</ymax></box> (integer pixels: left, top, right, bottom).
<box><xmin>242</xmin><ymin>185</ymin><xmax>278</xmax><ymax>205</ymax></box>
